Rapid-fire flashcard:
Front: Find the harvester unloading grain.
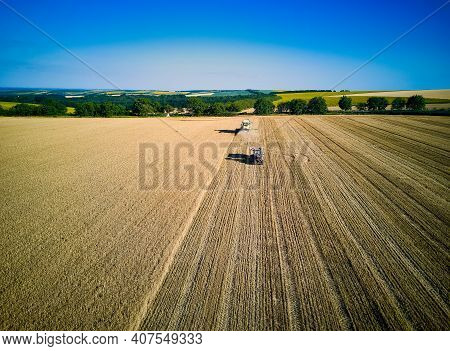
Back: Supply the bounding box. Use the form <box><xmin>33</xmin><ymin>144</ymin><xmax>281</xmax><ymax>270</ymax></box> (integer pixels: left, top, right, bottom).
<box><xmin>241</xmin><ymin>119</ymin><xmax>251</xmax><ymax>131</ymax></box>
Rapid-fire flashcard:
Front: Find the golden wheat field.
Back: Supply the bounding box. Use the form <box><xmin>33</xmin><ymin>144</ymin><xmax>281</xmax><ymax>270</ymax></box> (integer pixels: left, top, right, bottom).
<box><xmin>0</xmin><ymin>115</ymin><xmax>448</xmax><ymax>331</ymax></box>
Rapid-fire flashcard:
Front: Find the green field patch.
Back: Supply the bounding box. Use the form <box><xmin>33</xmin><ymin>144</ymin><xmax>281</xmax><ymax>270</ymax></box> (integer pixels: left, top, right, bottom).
<box><xmin>0</xmin><ymin>101</ymin><xmax>40</xmax><ymax>109</ymax></box>
<box><xmin>1</xmin><ymin>101</ymin><xmax>76</xmax><ymax>115</ymax></box>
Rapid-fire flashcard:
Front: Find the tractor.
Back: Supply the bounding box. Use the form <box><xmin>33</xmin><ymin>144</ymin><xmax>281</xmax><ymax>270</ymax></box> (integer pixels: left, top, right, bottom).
<box><xmin>249</xmin><ymin>147</ymin><xmax>264</xmax><ymax>165</ymax></box>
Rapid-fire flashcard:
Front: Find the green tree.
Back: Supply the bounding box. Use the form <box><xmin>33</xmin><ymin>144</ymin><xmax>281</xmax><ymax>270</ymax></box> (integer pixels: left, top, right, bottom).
<box><xmin>406</xmin><ymin>95</ymin><xmax>425</xmax><ymax>111</ymax></box>
<box><xmin>187</xmin><ymin>97</ymin><xmax>208</xmax><ymax>115</ymax></box>
<box><xmin>254</xmin><ymin>98</ymin><xmax>274</xmax><ymax>115</ymax></box>
<box><xmin>288</xmin><ymin>99</ymin><xmax>307</xmax><ymax>114</ymax></box>
<box><xmin>38</xmin><ymin>99</ymin><xmax>67</xmax><ymax>116</ymax></box>
<box><xmin>113</xmin><ymin>103</ymin><xmax>126</xmax><ymax>116</ymax></box>
<box><xmin>366</xmin><ymin>97</ymin><xmax>377</xmax><ymax>111</ymax></box>
<box><xmin>338</xmin><ymin>96</ymin><xmax>352</xmax><ymax>111</ymax></box>
<box><xmin>378</xmin><ymin>97</ymin><xmax>388</xmax><ymax>110</ymax></box>
<box><xmin>97</xmin><ymin>102</ymin><xmax>125</xmax><ymax>117</ymax></box>
<box><xmin>307</xmin><ymin>96</ymin><xmax>327</xmax><ymax>114</ymax></box>
<box><xmin>75</xmin><ymin>102</ymin><xmax>97</xmax><ymax>116</ymax></box>
<box><xmin>356</xmin><ymin>102</ymin><xmax>367</xmax><ymax>111</ymax></box>
<box><xmin>233</xmin><ymin>98</ymin><xmax>257</xmax><ymax>111</ymax></box>
<box><xmin>277</xmin><ymin>102</ymin><xmax>290</xmax><ymax>114</ymax></box>
<box><xmin>226</xmin><ymin>102</ymin><xmax>240</xmax><ymax>112</ymax></box>
<box><xmin>366</xmin><ymin>97</ymin><xmax>388</xmax><ymax>111</ymax></box>
<box><xmin>152</xmin><ymin>101</ymin><xmax>162</xmax><ymax>113</ymax></box>
<box><xmin>391</xmin><ymin>97</ymin><xmax>406</xmax><ymax>110</ymax></box>
<box><xmin>132</xmin><ymin>98</ymin><xmax>155</xmax><ymax>116</ymax></box>
<box><xmin>161</xmin><ymin>103</ymin><xmax>173</xmax><ymax>115</ymax></box>
<box><xmin>10</xmin><ymin>103</ymin><xmax>38</xmax><ymax>116</ymax></box>
<box><xmin>207</xmin><ymin>102</ymin><xmax>226</xmax><ymax>115</ymax></box>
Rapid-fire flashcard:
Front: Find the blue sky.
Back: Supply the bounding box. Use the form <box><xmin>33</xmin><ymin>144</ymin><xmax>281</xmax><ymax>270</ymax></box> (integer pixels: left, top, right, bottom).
<box><xmin>0</xmin><ymin>0</ymin><xmax>449</xmax><ymax>90</ymax></box>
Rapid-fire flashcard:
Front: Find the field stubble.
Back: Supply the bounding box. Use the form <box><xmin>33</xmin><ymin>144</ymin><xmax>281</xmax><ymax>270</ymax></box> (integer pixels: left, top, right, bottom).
<box><xmin>0</xmin><ymin>115</ymin><xmax>448</xmax><ymax>330</ymax></box>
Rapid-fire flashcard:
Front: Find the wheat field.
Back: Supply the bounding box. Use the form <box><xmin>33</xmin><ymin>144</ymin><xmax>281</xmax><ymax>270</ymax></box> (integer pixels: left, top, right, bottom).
<box><xmin>0</xmin><ymin>115</ymin><xmax>448</xmax><ymax>330</ymax></box>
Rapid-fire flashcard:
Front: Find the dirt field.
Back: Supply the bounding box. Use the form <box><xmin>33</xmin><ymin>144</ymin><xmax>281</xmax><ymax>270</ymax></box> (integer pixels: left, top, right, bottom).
<box><xmin>0</xmin><ymin>115</ymin><xmax>448</xmax><ymax>330</ymax></box>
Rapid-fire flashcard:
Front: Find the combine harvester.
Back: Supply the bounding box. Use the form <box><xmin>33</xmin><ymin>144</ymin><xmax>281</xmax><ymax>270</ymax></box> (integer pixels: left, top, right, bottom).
<box><xmin>240</xmin><ymin>119</ymin><xmax>251</xmax><ymax>131</ymax></box>
<box><xmin>239</xmin><ymin>119</ymin><xmax>264</xmax><ymax>165</ymax></box>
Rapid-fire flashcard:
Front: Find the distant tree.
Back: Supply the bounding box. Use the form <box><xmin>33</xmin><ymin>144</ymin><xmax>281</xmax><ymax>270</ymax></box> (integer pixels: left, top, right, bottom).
<box><xmin>277</xmin><ymin>102</ymin><xmax>289</xmax><ymax>114</ymax></box>
<box><xmin>366</xmin><ymin>97</ymin><xmax>376</xmax><ymax>111</ymax></box>
<box><xmin>207</xmin><ymin>102</ymin><xmax>226</xmax><ymax>115</ymax></box>
<box><xmin>226</xmin><ymin>102</ymin><xmax>240</xmax><ymax>113</ymax></box>
<box><xmin>338</xmin><ymin>96</ymin><xmax>352</xmax><ymax>111</ymax></box>
<box><xmin>161</xmin><ymin>103</ymin><xmax>173</xmax><ymax>115</ymax></box>
<box><xmin>75</xmin><ymin>102</ymin><xmax>97</xmax><ymax>116</ymax></box>
<box><xmin>391</xmin><ymin>97</ymin><xmax>406</xmax><ymax>110</ymax></box>
<box><xmin>307</xmin><ymin>96</ymin><xmax>327</xmax><ymax>114</ymax></box>
<box><xmin>0</xmin><ymin>105</ymin><xmax>11</xmax><ymax>116</ymax></box>
<box><xmin>10</xmin><ymin>103</ymin><xmax>38</xmax><ymax>116</ymax></box>
<box><xmin>378</xmin><ymin>97</ymin><xmax>389</xmax><ymax>111</ymax></box>
<box><xmin>98</xmin><ymin>102</ymin><xmax>125</xmax><ymax>117</ymax></box>
<box><xmin>132</xmin><ymin>98</ymin><xmax>155</xmax><ymax>116</ymax></box>
<box><xmin>406</xmin><ymin>95</ymin><xmax>426</xmax><ymax>111</ymax></box>
<box><xmin>366</xmin><ymin>97</ymin><xmax>388</xmax><ymax>111</ymax></box>
<box><xmin>230</xmin><ymin>98</ymin><xmax>256</xmax><ymax>112</ymax></box>
<box><xmin>254</xmin><ymin>98</ymin><xmax>274</xmax><ymax>115</ymax></box>
<box><xmin>187</xmin><ymin>97</ymin><xmax>208</xmax><ymax>116</ymax></box>
<box><xmin>38</xmin><ymin>99</ymin><xmax>67</xmax><ymax>115</ymax></box>
<box><xmin>356</xmin><ymin>102</ymin><xmax>367</xmax><ymax>111</ymax></box>
<box><xmin>114</xmin><ymin>103</ymin><xmax>126</xmax><ymax>116</ymax></box>
<box><xmin>288</xmin><ymin>99</ymin><xmax>307</xmax><ymax>114</ymax></box>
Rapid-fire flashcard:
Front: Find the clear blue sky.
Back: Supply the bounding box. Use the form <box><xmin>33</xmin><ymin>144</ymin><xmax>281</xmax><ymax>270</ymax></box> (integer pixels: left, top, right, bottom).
<box><xmin>0</xmin><ymin>0</ymin><xmax>449</xmax><ymax>90</ymax></box>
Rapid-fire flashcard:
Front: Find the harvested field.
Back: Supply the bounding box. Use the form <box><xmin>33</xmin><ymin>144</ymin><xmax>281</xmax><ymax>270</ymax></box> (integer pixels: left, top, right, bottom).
<box><xmin>0</xmin><ymin>117</ymin><xmax>238</xmax><ymax>330</ymax></box>
<box><xmin>0</xmin><ymin>115</ymin><xmax>448</xmax><ymax>330</ymax></box>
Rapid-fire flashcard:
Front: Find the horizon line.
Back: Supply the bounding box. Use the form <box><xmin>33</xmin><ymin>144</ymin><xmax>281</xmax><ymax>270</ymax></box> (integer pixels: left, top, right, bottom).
<box><xmin>1</xmin><ymin>87</ymin><xmax>449</xmax><ymax>92</ymax></box>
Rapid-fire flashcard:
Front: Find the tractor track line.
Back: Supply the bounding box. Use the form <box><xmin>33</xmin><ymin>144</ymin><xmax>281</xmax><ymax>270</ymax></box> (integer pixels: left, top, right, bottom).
<box><xmin>329</xmin><ymin>118</ymin><xmax>449</xmax><ymax>184</ymax></box>
<box><xmin>350</xmin><ymin>117</ymin><xmax>450</xmax><ymax>155</ymax></box>
<box><xmin>299</xmin><ymin>118</ymin><xmax>448</xmax><ymax>241</ymax></box>
<box><xmin>129</xmin><ymin>133</ymin><xmax>238</xmax><ymax>331</ymax></box>
<box><xmin>269</xmin><ymin>119</ymin><xmax>353</xmax><ymax>330</ymax></box>
<box><xmin>295</xmin><ymin>118</ymin><xmax>449</xmax><ymax>316</ymax></box>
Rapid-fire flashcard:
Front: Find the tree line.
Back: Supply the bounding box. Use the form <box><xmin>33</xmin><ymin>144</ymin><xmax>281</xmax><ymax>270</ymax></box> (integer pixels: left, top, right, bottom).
<box><xmin>265</xmin><ymin>94</ymin><xmax>427</xmax><ymax>115</ymax></box>
<box><xmin>0</xmin><ymin>93</ymin><xmax>430</xmax><ymax>117</ymax></box>
<box><xmin>255</xmin><ymin>96</ymin><xmax>328</xmax><ymax>115</ymax></box>
<box><xmin>75</xmin><ymin>97</ymin><xmax>258</xmax><ymax>116</ymax></box>
<box><xmin>277</xmin><ymin>97</ymin><xmax>328</xmax><ymax>114</ymax></box>
<box><xmin>0</xmin><ymin>91</ymin><xmax>276</xmax><ymax>117</ymax></box>
<box><xmin>347</xmin><ymin>95</ymin><xmax>426</xmax><ymax>112</ymax></box>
